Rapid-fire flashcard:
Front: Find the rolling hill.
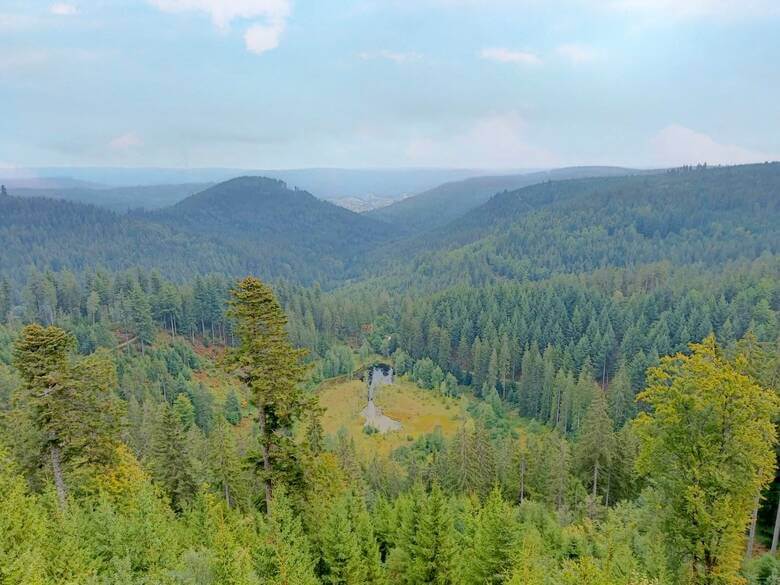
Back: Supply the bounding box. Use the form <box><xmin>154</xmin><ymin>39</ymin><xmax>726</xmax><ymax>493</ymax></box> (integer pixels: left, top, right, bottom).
<box><xmin>153</xmin><ymin>176</ymin><xmax>396</xmax><ymax>280</ymax></box>
<box><xmin>0</xmin><ymin>176</ymin><xmax>397</xmax><ymax>285</ymax></box>
<box><xmin>365</xmin><ymin>166</ymin><xmax>659</xmax><ymax>232</ymax></box>
<box><xmin>369</xmin><ymin>163</ymin><xmax>780</xmax><ymax>288</ymax></box>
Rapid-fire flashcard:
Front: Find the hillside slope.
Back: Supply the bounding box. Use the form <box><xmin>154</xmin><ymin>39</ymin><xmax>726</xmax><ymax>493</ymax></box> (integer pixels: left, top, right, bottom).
<box><xmin>366</xmin><ymin>166</ymin><xmax>656</xmax><ymax>232</ymax></box>
<box><xmin>0</xmin><ymin>176</ymin><xmax>398</xmax><ymax>286</ymax></box>
<box><xmin>154</xmin><ymin>177</ymin><xmax>395</xmax><ymax>280</ymax></box>
<box><xmin>0</xmin><ymin>191</ymin><xmax>242</xmax><ymax>283</ymax></box>
<box><xmin>371</xmin><ymin>163</ymin><xmax>780</xmax><ymax>287</ymax></box>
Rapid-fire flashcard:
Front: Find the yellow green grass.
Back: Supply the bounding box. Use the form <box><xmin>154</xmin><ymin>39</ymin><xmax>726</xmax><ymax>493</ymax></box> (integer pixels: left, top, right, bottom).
<box><xmin>317</xmin><ymin>376</ymin><xmax>467</xmax><ymax>457</ymax></box>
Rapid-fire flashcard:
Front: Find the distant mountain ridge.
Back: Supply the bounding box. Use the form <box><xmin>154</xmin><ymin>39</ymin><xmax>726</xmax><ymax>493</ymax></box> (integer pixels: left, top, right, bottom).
<box><xmin>366</xmin><ymin>166</ymin><xmax>661</xmax><ymax>232</ymax></box>
<box><xmin>8</xmin><ymin>167</ymin><xmax>511</xmax><ymax>202</ymax></box>
<box><xmin>369</xmin><ymin>163</ymin><xmax>780</xmax><ymax>288</ymax></box>
<box><xmin>8</xmin><ymin>183</ymin><xmax>212</xmax><ymax>211</ymax></box>
<box><xmin>3</xmin><ymin>164</ymin><xmax>778</xmax><ymax>291</ymax></box>
<box><xmin>0</xmin><ymin>176</ymin><xmax>398</xmax><ymax>285</ymax></box>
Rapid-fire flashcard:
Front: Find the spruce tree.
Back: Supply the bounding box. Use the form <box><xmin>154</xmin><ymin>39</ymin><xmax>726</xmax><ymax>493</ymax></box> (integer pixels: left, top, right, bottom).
<box><xmin>412</xmin><ymin>483</ymin><xmax>456</xmax><ymax>584</ymax></box>
<box><xmin>224</xmin><ymin>389</ymin><xmax>242</xmax><ymax>425</ymax></box>
<box><xmin>224</xmin><ymin>276</ymin><xmax>309</xmax><ymax>512</ymax></box>
<box><xmin>12</xmin><ymin>325</ymin><xmax>121</xmax><ymax>508</ymax></box>
<box><xmin>149</xmin><ymin>403</ymin><xmax>195</xmax><ymax>510</ymax></box>
<box><xmin>464</xmin><ymin>487</ymin><xmax>518</xmax><ymax>585</ymax></box>
<box><xmin>575</xmin><ymin>388</ymin><xmax>615</xmax><ymax>510</ymax></box>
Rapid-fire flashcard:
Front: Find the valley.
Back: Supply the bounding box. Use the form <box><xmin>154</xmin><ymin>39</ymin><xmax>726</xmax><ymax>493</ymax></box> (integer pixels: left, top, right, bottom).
<box><xmin>0</xmin><ymin>162</ymin><xmax>778</xmax><ymax>585</ymax></box>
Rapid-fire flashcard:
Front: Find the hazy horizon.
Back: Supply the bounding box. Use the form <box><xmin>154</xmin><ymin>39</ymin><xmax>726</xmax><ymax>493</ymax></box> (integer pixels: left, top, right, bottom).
<box><xmin>4</xmin><ymin>1</ymin><xmax>780</xmax><ymax>170</ymax></box>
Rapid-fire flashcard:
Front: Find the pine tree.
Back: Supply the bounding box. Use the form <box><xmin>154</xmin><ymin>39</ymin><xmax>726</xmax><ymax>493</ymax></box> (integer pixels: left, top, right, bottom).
<box><xmin>576</xmin><ymin>388</ymin><xmax>615</xmax><ymax>510</ymax></box>
<box><xmin>149</xmin><ymin>403</ymin><xmax>195</xmax><ymax>510</ymax></box>
<box><xmin>173</xmin><ymin>393</ymin><xmax>196</xmax><ymax>431</ymax></box>
<box><xmin>412</xmin><ymin>483</ymin><xmax>456</xmax><ymax>584</ymax></box>
<box><xmin>224</xmin><ymin>276</ymin><xmax>310</xmax><ymax>512</ymax></box>
<box><xmin>319</xmin><ymin>492</ymin><xmax>384</xmax><ymax>584</ymax></box>
<box><xmin>12</xmin><ymin>325</ymin><xmax>121</xmax><ymax>508</ymax></box>
<box><xmin>0</xmin><ymin>444</ymin><xmax>50</xmax><ymax>583</ymax></box>
<box><xmin>267</xmin><ymin>489</ymin><xmax>319</xmax><ymax>585</ymax></box>
<box><xmin>0</xmin><ymin>277</ymin><xmax>11</xmax><ymax>324</ymax></box>
<box><xmin>224</xmin><ymin>389</ymin><xmax>242</xmax><ymax>425</ymax></box>
<box><xmin>320</xmin><ymin>494</ymin><xmax>366</xmax><ymax>584</ymax></box>
<box><xmin>607</xmin><ymin>361</ymin><xmax>634</xmax><ymax>428</ymax></box>
<box><xmin>129</xmin><ymin>284</ymin><xmax>155</xmax><ymax>354</ymax></box>
<box><xmin>209</xmin><ymin>417</ymin><xmax>245</xmax><ymax>509</ymax></box>
<box><xmin>464</xmin><ymin>487</ymin><xmax>518</xmax><ymax>585</ymax></box>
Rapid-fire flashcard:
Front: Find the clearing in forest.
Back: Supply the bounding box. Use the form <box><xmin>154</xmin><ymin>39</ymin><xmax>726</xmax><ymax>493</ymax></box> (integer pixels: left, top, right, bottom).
<box><xmin>318</xmin><ymin>377</ymin><xmax>466</xmax><ymax>457</ymax></box>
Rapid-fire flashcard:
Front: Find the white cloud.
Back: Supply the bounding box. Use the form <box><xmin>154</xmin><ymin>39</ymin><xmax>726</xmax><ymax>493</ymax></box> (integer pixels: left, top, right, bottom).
<box><xmin>480</xmin><ymin>47</ymin><xmax>541</xmax><ymax>66</ymax></box>
<box><xmin>50</xmin><ymin>3</ymin><xmax>78</xmax><ymax>16</ymax></box>
<box><xmin>556</xmin><ymin>43</ymin><xmax>602</xmax><ymax>64</ymax></box>
<box><xmin>149</xmin><ymin>0</ymin><xmax>291</xmax><ymax>54</ymax></box>
<box><xmin>357</xmin><ymin>50</ymin><xmax>422</xmax><ymax>63</ymax></box>
<box><xmin>405</xmin><ymin>112</ymin><xmax>558</xmax><ymax>168</ymax></box>
<box><xmin>649</xmin><ymin>124</ymin><xmax>776</xmax><ymax>165</ymax></box>
<box><xmin>244</xmin><ymin>20</ymin><xmax>285</xmax><ymax>54</ymax></box>
<box><xmin>109</xmin><ymin>132</ymin><xmax>143</xmax><ymax>150</ymax></box>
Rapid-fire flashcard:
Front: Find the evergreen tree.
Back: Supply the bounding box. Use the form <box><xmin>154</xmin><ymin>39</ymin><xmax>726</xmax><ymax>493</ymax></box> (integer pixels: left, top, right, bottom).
<box><xmin>209</xmin><ymin>417</ymin><xmax>244</xmax><ymax>509</ymax></box>
<box><xmin>224</xmin><ymin>389</ymin><xmax>242</xmax><ymax>425</ymax></box>
<box><xmin>149</xmin><ymin>403</ymin><xmax>195</xmax><ymax>510</ymax></box>
<box><xmin>412</xmin><ymin>483</ymin><xmax>456</xmax><ymax>584</ymax></box>
<box><xmin>0</xmin><ymin>277</ymin><xmax>11</xmax><ymax>324</ymax></box>
<box><xmin>173</xmin><ymin>393</ymin><xmax>196</xmax><ymax>431</ymax></box>
<box><xmin>224</xmin><ymin>276</ymin><xmax>310</xmax><ymax>512</ymax></box>
<box><xmin>464</xmin><ymin>487</ymin><xmax>518</xmax><ymax>584</ymax></box>
<box><xmin>267</xmin><ymin>490</ymin><xmax>319</xmax><ymax>585</ymax></box>
<box><xmin>12</xmin><ymin>325</ymin><xmax>121</xmax><ymax>508</ymax></box>
<box><xmin>576</xmin><ymin>388</ymin><xmax>615</xmax><ymax>509</ymax></box>
<box><xmin>129</xmin><ymin>284</ymin><xmax>155</xmax><ymax>354</ymax></box>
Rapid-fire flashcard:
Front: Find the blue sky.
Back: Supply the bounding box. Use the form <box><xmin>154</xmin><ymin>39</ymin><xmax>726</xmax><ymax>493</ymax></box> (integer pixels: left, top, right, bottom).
<box><xmin>2</xmin><ymin>0</ymin><xmax>780</xmax><ymax>169</ymax></box>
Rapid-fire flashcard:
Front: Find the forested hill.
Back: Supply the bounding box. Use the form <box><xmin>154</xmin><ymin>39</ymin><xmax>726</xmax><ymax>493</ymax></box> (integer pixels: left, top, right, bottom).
<box><xmin>374</xmin><ymin>163</ymin><xmax>780</xmax><ymax>288</ymax></box>
<box><xmin>161</xmin><ymin>176</ymin><xmax>393</xmax><ymax>248</ymax></box>
<box><xmin>153</xmin><ymin>176</ymin><xmax>396</xmax><ymax>280</ymax></box>
<box><xmin>0</xmin><ymin>191</ymin><xmax>244</xmax><ymax>283</ymax></box>
<box><xmin>365</xmin><ymin>165</ymin><xmax>657</xmax><ymax>233</ymax></box>
<box><xmin>0</xmin><ymin>177</ymin><xmax>396</xmax><ymax>285</ymax></box>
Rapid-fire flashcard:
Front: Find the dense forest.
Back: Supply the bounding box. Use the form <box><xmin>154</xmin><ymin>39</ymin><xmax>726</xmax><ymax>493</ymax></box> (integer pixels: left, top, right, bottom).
<box><xmin>365</xmin><ymin>166</ymin><xmax>658</xmax><ymax>233</ymax></box>
<box><xmin>1</xmin><ymin>162</ymin><xmax>779</xmax><ymax>584</ymax></box>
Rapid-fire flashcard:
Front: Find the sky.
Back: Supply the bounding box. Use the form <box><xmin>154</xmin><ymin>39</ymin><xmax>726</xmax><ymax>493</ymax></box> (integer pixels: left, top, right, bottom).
<box><xmin>2</xmin><ymin>0</ymin><xmax>780</xmax><ymax>169</ymax></box>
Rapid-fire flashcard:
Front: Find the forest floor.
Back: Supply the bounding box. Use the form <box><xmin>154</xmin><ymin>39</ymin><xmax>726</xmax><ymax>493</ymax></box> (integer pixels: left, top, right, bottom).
<box><xmin>318</xmin><ymin>377</ymin><xmax>466</xmax><ymax>457</ymax></box>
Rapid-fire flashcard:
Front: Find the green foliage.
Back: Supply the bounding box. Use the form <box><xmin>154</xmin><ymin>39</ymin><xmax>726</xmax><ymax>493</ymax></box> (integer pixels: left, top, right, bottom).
<box><xmin>225</xmin><ymin>276</ymin><xmax>311</xmax><ymax>511</ymax></box>
<box><xmin>635</xmin><ymin>336</ymin><xmax>779</xmax><ymax>584</ymax></box>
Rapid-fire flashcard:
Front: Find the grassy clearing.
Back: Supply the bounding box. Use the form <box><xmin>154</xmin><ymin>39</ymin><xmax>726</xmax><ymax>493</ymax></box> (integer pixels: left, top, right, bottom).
<box><xmin>317</xmin><ymin>376</ymin><xmax>467</xmax><ymax>458</ymax></box>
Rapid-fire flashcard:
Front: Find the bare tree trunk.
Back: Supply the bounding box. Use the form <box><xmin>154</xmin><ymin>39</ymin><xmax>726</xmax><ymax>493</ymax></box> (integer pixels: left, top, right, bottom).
<box><xmin>257</xmin><ymin>403</ymin><xmax>273</xmax><ymax>513</ymax></box>
<box><xmin>50</xmin><ymin>444</ymin><xmax>67</xmax><ymax>510</ymax></box>
<box><xmin>556</xmin><ymin>440</ymin><xmax>565</xmax><ymax>512</ymax></box>
<box><xmin>772</xmin><ymin>490</ymin><xmax>780</xmax><ymax>554</ymax></box>
<box><xmin>224</xmin><ymin>481</ymin><xmax>231</xmax><ymax>509</ymax></box>
<box><xmin>747</xmin><ymin>493</ymin><xmax>760</xmax><ymax>559</ymax></box>
<box><xmin>519</xmin><ymin>456</ymin><xmax>526</xmax><ymax>504</ymax></box>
